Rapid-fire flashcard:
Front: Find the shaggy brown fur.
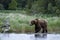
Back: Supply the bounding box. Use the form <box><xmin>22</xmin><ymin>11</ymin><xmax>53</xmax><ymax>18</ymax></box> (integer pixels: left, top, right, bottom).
<box><xmin>30</xmin><ymin>19</ymin><xmax>47</xmax><ymax>33</ymax></box>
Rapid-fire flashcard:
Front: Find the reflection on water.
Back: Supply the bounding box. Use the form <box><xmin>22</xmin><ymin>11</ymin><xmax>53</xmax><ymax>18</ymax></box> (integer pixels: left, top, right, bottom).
<box><xmin>0</xmin><ymin>33</ymin><xmax>60</xmax><ymax>40</ymax></box>
<box><xmin>35</xmin><ymin>33</ymin><xmax>47</xmax><ymax>38</ymax></box>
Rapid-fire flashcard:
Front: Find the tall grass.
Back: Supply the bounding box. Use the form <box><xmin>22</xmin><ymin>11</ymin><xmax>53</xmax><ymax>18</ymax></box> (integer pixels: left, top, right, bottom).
<box><xmin>0</xmin><ymin>13</ymin><xmax>60</xmax><ymax>33</ymax></box>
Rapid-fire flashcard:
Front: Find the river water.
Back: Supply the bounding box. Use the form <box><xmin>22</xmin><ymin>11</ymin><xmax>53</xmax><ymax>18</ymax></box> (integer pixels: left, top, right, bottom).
<box><xmin>0</xmin><ymin>33</ymin><xmax>60</xmax><ymax>40</ymax></box>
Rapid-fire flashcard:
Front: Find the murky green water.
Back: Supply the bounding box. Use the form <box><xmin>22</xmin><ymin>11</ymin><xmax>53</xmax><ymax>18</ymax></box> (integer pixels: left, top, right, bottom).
<box><xmin>0</xmin><ymin>33</ymin><xmax>60</xmax><ymax>40</ymax></box>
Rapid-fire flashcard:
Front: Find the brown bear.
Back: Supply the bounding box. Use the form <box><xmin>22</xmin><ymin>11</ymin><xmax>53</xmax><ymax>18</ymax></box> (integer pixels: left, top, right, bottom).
<box><xmin>30</xmin><ymin>18</ymin><xmax>47</xmax><ymax>33</ymax></box>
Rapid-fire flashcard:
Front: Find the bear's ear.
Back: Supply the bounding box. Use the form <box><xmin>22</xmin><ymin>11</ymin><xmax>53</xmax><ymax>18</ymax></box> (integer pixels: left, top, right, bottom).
<box><xmin>35</xmin><ymin>19</ymin><xmax>39</xmax><ymax>23</ymax></box>
<box><xmin>34</xmin><ymin>20</ymin><xmax>37</xmax><ymax>23</ymax></box>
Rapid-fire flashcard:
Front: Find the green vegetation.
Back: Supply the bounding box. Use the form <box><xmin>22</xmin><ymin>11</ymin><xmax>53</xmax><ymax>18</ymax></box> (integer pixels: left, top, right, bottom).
<box><xmin>0</xmin><ymin>0</ymin><xmax>60</xmax><ymax>33</ymax></box>
<box><xmin>0</xmin><ymin>0</ymin><xmax>60</xmax><ymax>16</ymax></box>
<box><xmin>0</xmin><ymin>13</ymin><xmax>60</xmax><ymax>33</ymax></box>
<box><xmin>9</xmin><ymin>0</ymin><xmax>17</xmax><ymax>10</ymax></box>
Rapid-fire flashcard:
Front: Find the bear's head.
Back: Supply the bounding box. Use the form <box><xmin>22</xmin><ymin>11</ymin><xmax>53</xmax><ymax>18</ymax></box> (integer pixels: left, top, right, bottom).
<box><xmin>30</xmin><ymin>19</ymin><xmax>38</xmax><ymax>26</ymax></box>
